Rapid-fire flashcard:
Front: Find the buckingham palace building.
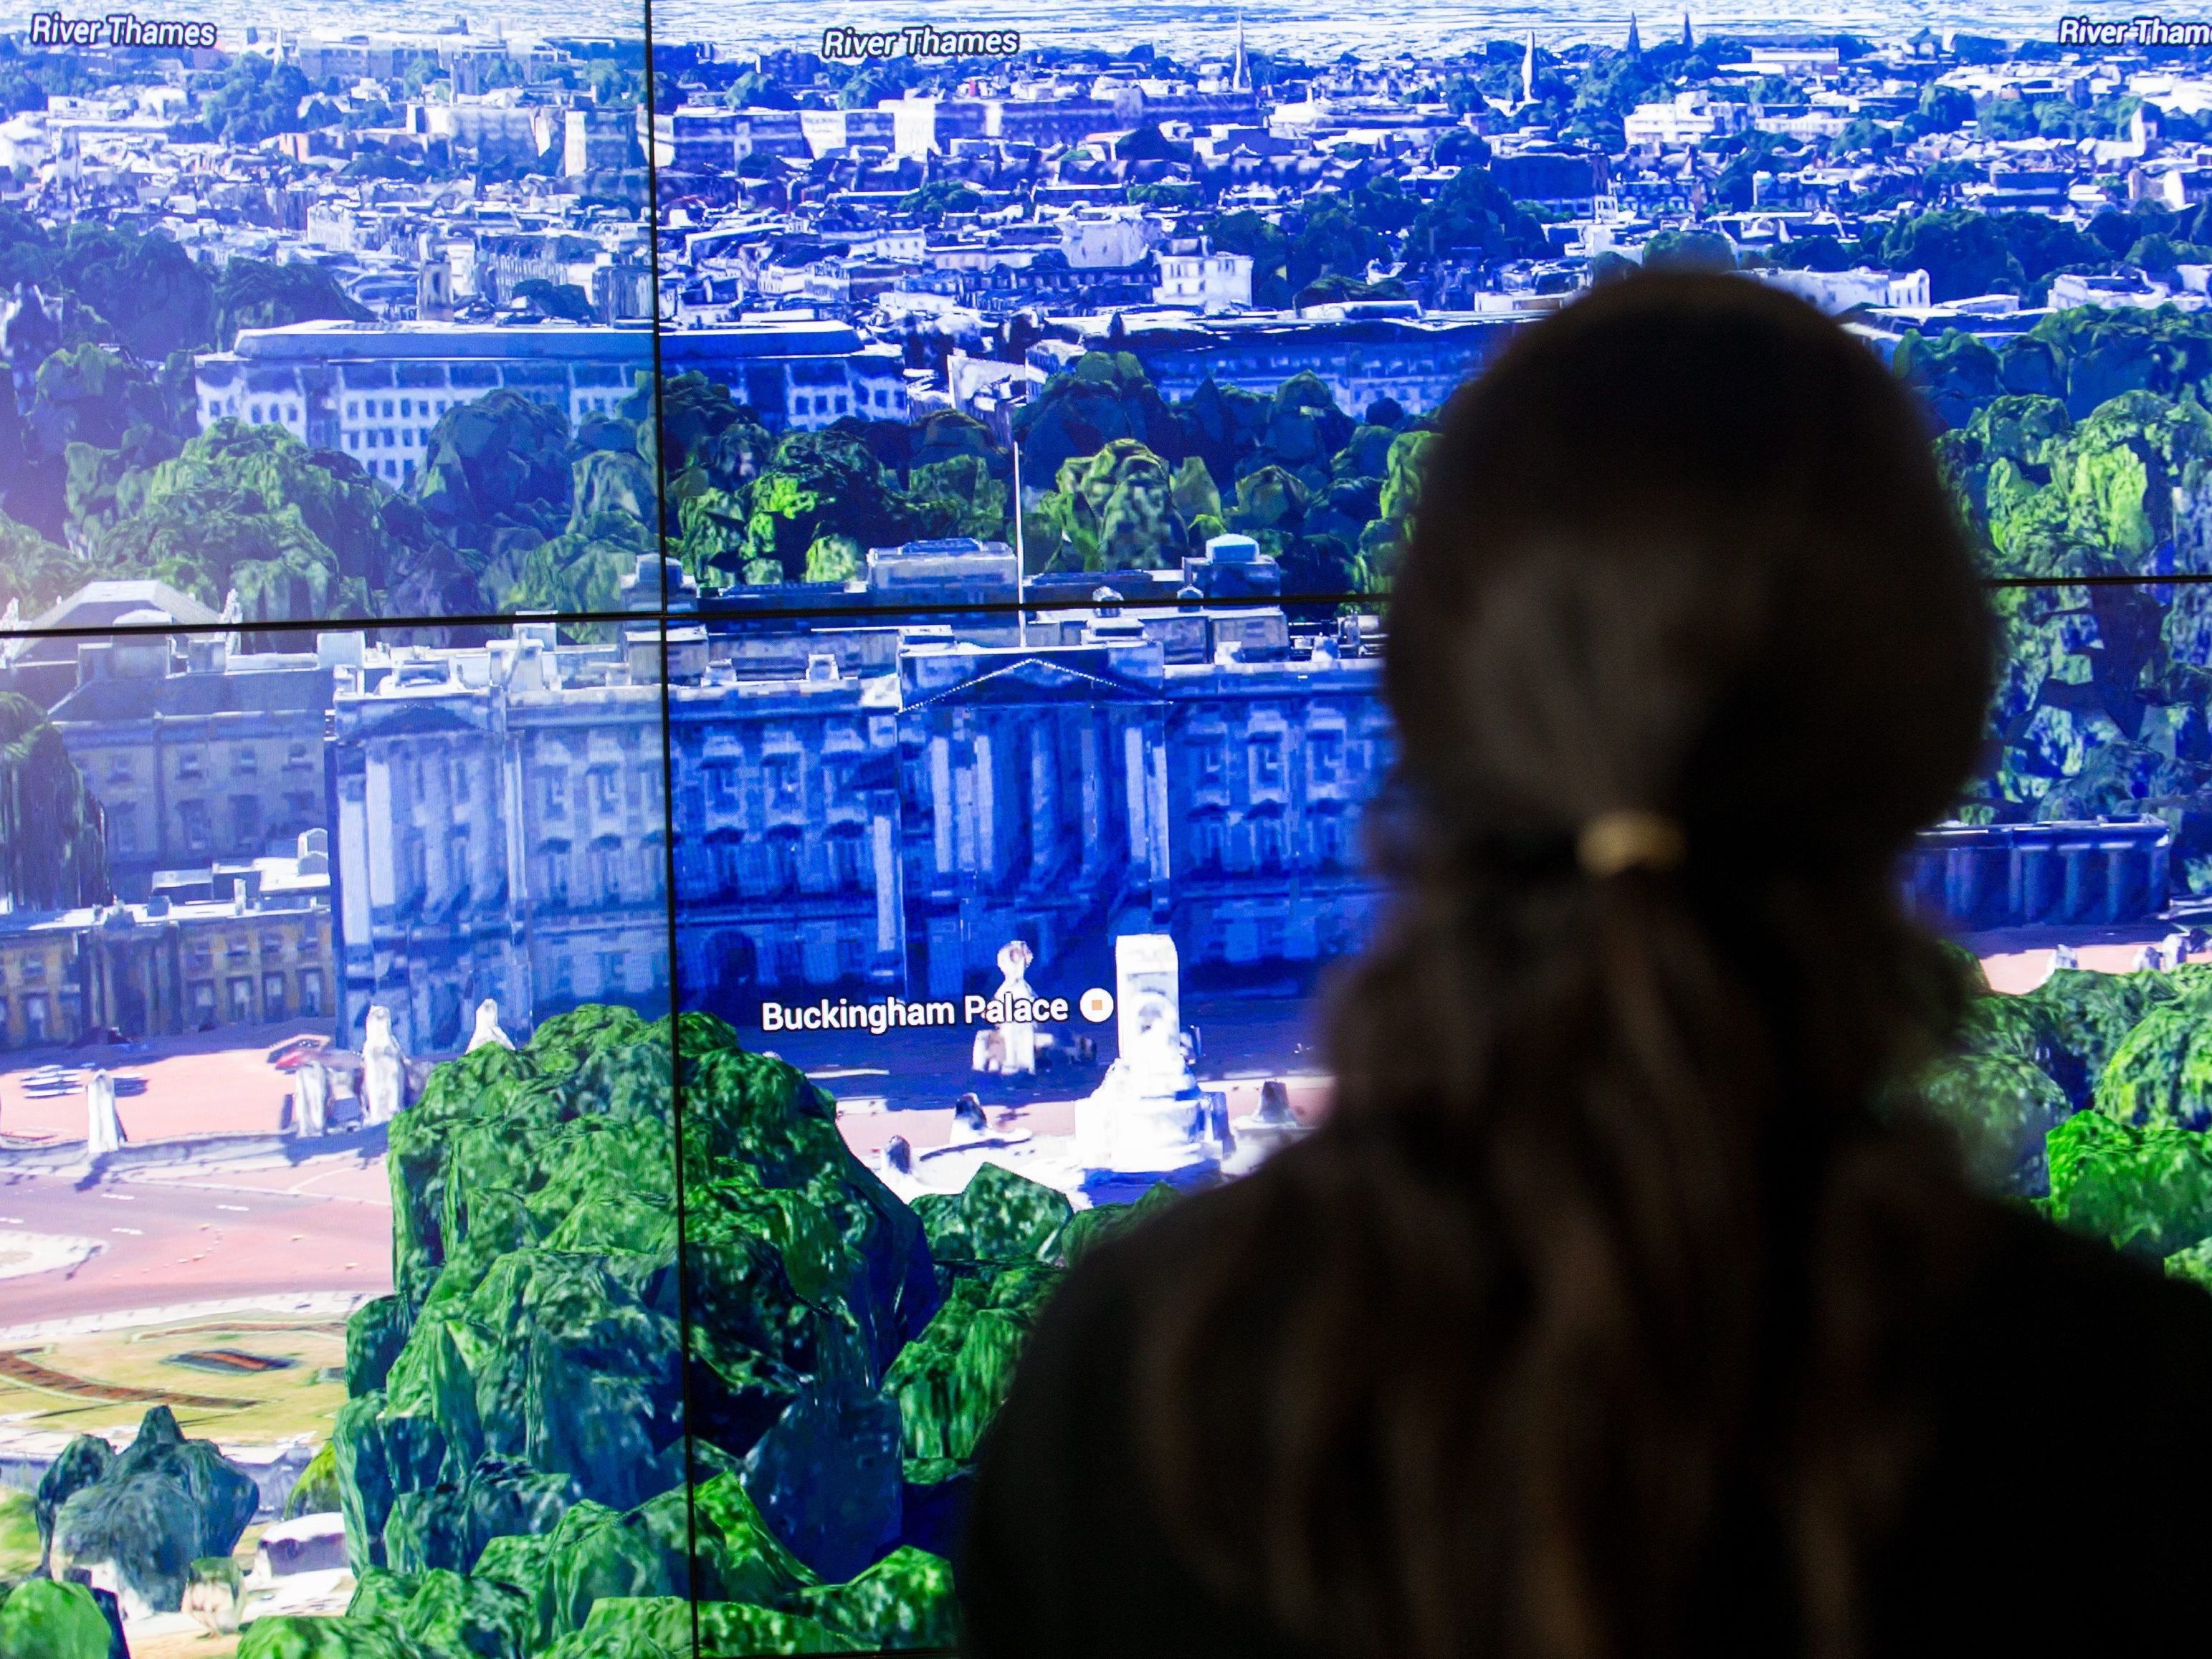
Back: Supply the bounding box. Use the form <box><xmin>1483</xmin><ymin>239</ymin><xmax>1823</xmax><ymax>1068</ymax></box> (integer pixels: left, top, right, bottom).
<box><xmin>317</xmin><ymin>580</ymin><xmax>1391</xmax><ymax>1055</ymax></box>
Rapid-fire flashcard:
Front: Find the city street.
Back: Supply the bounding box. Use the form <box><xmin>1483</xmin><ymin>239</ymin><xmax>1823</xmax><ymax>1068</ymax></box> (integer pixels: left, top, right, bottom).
<box><xmin>0</xmin><ymin>1156</ymin><xmax>391</xmax><ymax>1328</ymax></box>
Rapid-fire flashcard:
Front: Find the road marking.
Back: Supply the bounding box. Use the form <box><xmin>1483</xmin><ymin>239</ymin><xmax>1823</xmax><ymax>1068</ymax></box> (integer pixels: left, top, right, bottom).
<box><xmin>112</xmin><ymin>1227</ymin><xmax>141</xmax><ymax>1235</ymax></box>
<box><xmin>216</xmin><ymin>1205</ymin><xmax>249</xmax><ymax>1213</ymax></box>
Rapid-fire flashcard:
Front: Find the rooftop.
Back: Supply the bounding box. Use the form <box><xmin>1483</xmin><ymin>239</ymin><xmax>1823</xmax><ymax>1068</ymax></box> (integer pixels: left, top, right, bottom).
<box><xmin>211</xmin><ymin>317</ymin><xmax>877</xmax><ymax>365</ymax></box>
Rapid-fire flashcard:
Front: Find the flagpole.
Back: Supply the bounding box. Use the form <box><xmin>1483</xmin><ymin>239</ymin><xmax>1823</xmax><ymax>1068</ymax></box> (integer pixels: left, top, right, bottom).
<box><xmin>1012</xmin><ymin>433</ymin><xmax>1028</xmax><ymax>648</ymax></box>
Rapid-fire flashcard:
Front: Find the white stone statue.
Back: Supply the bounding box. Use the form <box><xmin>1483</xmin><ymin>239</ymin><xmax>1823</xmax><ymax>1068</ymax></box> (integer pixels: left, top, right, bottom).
<box><xmin>1125</xmin><ymin>989</ymin><xmax>1183</xmax><ymax>1079</ymax></box>
<box><xmin>1074</xmin><ymin>933</ymin><xmax>1224</xmax><ymax>1175</ymax></box>
<box><xmin>969</xmin><ymin>1027</ymin><xmax>1006</xmax><ymax>1074</ymax></box>
<box><xmin>874</xmin><ymin>1134</ymin><xmax>925</xmax><ymax>1204</ymax></box>
<box><xmin>466</xmin><ymin>998</ymin><xmax>515</xmax><ymax>1053</ymax></box>
<box><xmin>85</xmin><ymin>1068</ymin><xmax>122</xmax><ymax>1156</ymax></box>
<box><xmin>1226</xmin><ymin>1077</ymin><xmax>1309</xmax><ymax>1174</ymax></box>
<box><xmin>295</xmin><ymin>1060</ymin><xmax>329</xmax><ymax>1137</ymax></box>
<box><xmin>2052</xmin><ymin>943</ymin><xmax>2079</xmax><ymax>972</ymax></box>
<box><xmin>361</xmin><ymin>1007</ymin><xmax>406</xmax><ymax>1125</ymax></box>
<box><xmin>2136</xmin><ymin>943</ymin><xmax>2165</xmax><ymax>973</ymax></box>
<box><xmin>949</xmin><ymin>1091</ymin><xmax>990</xmax><ymax>1144</ymax></box>
<box><xmin>993</xmin><ymin>940</ymin><xmax>1038</xmax><ymax>1074</ymax></box>
<box><xmin>2166</xmin><ymin>930</ymin><xmax>2193</xmax><ymax>970</ymax></box>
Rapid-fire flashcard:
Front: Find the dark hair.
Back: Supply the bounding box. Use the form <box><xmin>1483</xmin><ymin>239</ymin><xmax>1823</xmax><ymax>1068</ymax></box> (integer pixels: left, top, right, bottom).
<box><xmin>1135</xmin><ymin>274</ymin><xmax>1996</xmax><ymax>1659</ymax></box>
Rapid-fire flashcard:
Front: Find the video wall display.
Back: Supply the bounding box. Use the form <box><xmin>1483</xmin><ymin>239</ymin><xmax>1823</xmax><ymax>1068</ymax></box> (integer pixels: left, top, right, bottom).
<box><xmin>11</xmin><ymin>0</ymin><xmax>2212</xmax><ymax>1654</ymax></box>
<box><xmin>0</xmin><ymin>614</ymin><xmax>692</xmax><ymax>1656</ymax></box>
<box><xmin>0</xmin><ymin>0</ymin><xmax>659</xmax><ymax>634</ymax></box>
<box><xmin>667</xmin><ymin>596</ymin><xmax>1387</xmax><ymax>1197</ymax></box>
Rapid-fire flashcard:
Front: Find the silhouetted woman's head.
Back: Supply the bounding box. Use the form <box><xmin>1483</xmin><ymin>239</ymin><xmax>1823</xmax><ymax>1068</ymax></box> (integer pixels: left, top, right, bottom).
<box><xmin>1141</xmin><ymin>274</ymin><xmax>1997</xmax><ymax>1659</ymax></box>
<box><xmin>1387</xmin><ymin>269</ymin><xmax>1989</xmax><ymax>902</ymax></box>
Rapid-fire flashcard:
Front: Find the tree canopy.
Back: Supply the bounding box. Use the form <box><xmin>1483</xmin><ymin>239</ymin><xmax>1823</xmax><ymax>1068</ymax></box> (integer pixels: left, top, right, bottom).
<box><xmin>0</xmin><ymin>691</ymin><xmax>108</xmax><ymax>911</ymax></box>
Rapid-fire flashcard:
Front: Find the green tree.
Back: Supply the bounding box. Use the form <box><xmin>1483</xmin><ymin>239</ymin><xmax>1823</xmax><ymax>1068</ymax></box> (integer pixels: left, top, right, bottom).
<box><xmin>654</xmin><ymin>370</ymin><xmax>776</xmax><ymax>553</ymax></box>
<box><xmin>1879</xmin><ymin>210</ymin><xmax>2026</xmax><ymax>301</ymax></box>
<box><xmin>733</xmin><ymin>472</ymin><xmax>819</xmax><ymax>583</ymax></box>
<box><xmin>502</xmin><ymin>448</ymin><xmax>655</xmax><ymax>613</ymax></box>
<box><xmin>1225</xmin><ymin>464</ymin><xmax>1305</xmax><ymax>543</ymax></box>
<box><xmin>189</xmin><ymin>52</ymin><xmax>313</xmax><ymax>144</ymax></box>
<box><xmin>1894</xmin><ymin>327</ymin><xmax>2003</xmax><ymax>431</ymax></box>
<box><xmin>1029</xmin><ymin>439</ymin><xmax>1187</xmax><ymax>573</ymax></box>
<box><xmin>0</xmin><ymin>1579</ymin><xmax>113</xmax><ymax>1659</ymax></box>
<box><xmin>1641</xmin><ymin>227</ymin><xmax>1737</xmax><ymax>271</ymax></box>
<box><xmin>93</xmin><ymin>423</ymin><xmax>466</xmax><ymax>620</ymax></box>
<box><xmin>804</xmin><ymin>534</ymin><xmax>864</xmax><ymax>583</ymax></box>
<box><xmin>0</xmin><ymin>691</ymin><xmax>107</xmax><ymax>910</ymax></box>
<box><xmin>1996</xmin><ymin>213</ymin><xmax>2109</xmax><ymax>285</ymax></box>
<box><xmin>2097</xmin><ymin>982</ymin><xmax>2212</xmax><ymax>1129</ymax></box>
<box><xmin>1403</xmin><ymin>164</ymin><xmax>1548</xmax><ymax>264</ymax></box>
<box><xmin>1357</xmin><ymin>429</ymin><xmax>1438</xmax><ymax>588</ymax></box>
<box><xmin>1836</xmin><ymin>116</ymin><xmax>1892</xmax><ymax>156</ymax></box>
<box><xmin>64</xmin><ymin>424</ymin><xmax>189</xmax><ymax>549</ymax></box>
<box><xmin>1914</xmin><ymin>82</ymin><xmax>1976</xmax><ymax>133</ymax></box>
<box><xmin>29</xmin><ymin>343</ymin><xmax>182</xmax><ymax>455</ymax></box>
<box><xmin>905</xmin><ymin>455</ymin><xmax>1007</xmax><ymax>542</ymax></box>
<box><xmin>895</xmin><ymin>181</ymin><xmax>985</xmax><ymax>226</ymax></box>
<box><xmin>725</xmin><ymin>431</ymin><xmax>908</xmax><ymax>584</ymax></box>
<box><xmin>1170</xmin><ymin>454</ymin><xmax>1221</xmax><ymax>526</ymax></box>
<box><xmin>6</xmin><ymin>345</ymin><xmax>190</xmax><ymax>543</ymax></box>
<box><xmin>0</xmin><ymin>511</ymin><xmax>75</xmax><ymax>615</ymax></box>
<box><xmin>675</xmin><ymin>487</ymin><xmax>752</xmax><ymax>586</ymax></box>
<box><xmin>1960</xmin><ymin>391</ymin><xmax>2212</xmax><ymax>578</ymax></box>
<box><xmin>1714</xmin><ymin>133</ymin><xmax>1798</xmax><ymax>211</ymax></box>
<box><xmin>1257</xmin><ymin>370</ymin><xmax>1355</xmax><ymax>482</ymax></box>
<box><xmin>2008</xmin><ymin>306</ymin><xmax>2212</xmax><ymax>419</ymax></box>
<box><xmin>1294</xmin><ymin>272</ymin><xmax>1409</xmax><ymax>309</ymax></box>
<box><xmin>1011</xmin><ymin>352</ymin><xmax>1184</xmax><ymax>489</ymax></box>
<box><xmin>1177</xmin><ymin>377</ymin><xmax>1274</xmax><ymax>489</ymax></box>
<box><xmin>1935</xmin><ymin>391</ymin><xmax>2074</xmax><ymax>566</ymax></box>
<box><xmin>54</xmin><ymin>225</ymin><xmax>215</xmax><ymax>360</ymax></box>
<box><xmin>412</xmin><ymin>388</ymin><xmax>574</xmax><ymax>563</ymax></box>
<box><xmin>212</xmin><ymin>259</ymin><xmax>368</xmax><ymax>348</ymax></box>
<box><xmin>2049</xmin><ymin>1109</ymin><xmax>2212</xmax><ymax>1258</ymax></box>
<box><xmin>1287</xmin><ymin>201</ymin><xmax>1386</xmax><ymax>295</ymax></box>
<box><xmin>1202</xmin><ymin>211</ymin><xmax>1293</xmax><ymax>308</ymax></box>
<box><xmin>509</xmin><ymin>278</ymin><xmax>594</xmax><ymax>322</ymax></box>
<box><xmin>907</xmin><ymin>408</ymin><xmax>1002</xmax><ymax>474</ymax></box>
<box><xmin>1769</xmin><ymin>231</ymin><xmax>1861</xmax><ymax>272</ymax></box>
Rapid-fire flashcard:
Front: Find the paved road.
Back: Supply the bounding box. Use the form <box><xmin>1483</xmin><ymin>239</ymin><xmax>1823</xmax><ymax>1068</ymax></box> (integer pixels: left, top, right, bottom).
<box><xmin>0</xmin><ymin>986</ymin><xmax>1337</xmax><ymax>1329</ymax></box>
<box><xmin>0</xmin><ymin>1156</ymin><xmax>393</xmax><ymax>1325</ymax></box>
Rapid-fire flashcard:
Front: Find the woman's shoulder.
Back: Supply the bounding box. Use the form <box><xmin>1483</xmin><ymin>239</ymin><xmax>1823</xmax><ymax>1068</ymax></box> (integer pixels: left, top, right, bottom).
<box><xmin>1049</xmin><ymin>1154</ymin><xmax>2212</xmax><ymax>1375</ymax></box>
<box><xmin>960</xmin><ymin>1168</ymin><xmax>1314</xmax><ymax>1659</ymax></box>
<box><xmin>1030</xmin><ymin>1149</ymin><xmax>1323</xmax><ymax>1362</ymax></box>
<box><xmin>1875</xmin><ymin>1198</ymin><xmax>2212</xmax><ymax>1645</ymax></box>
<box><xmin>1948</xmin><ymin>1195</ymin><xmax>2212</xmax><ymax>1370</ymax></box>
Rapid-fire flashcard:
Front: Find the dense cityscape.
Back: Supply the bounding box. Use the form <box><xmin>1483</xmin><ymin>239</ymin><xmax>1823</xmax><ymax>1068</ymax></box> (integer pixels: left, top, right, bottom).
<box><xmin>11</xmin><ymin>14</ymin><xmax>2212</xmax><ymax>621</ymax></box>
<box><xmin>14</xmin><ymin>8</ymin><xmax>2212</xmax><ymax>1658</ymax></box>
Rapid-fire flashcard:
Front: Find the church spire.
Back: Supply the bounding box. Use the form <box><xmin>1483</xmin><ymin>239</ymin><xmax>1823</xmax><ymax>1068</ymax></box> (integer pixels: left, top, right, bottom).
<box><xmin>1626</xmin><ymin>12</ymin><xmax>1643</xmax><ymax>57</ymax></box>
<box><xmin>1522</xmin><ymin>31</ymin><xmax>1537</xmax><ymax>105</ymax></box>
<box><xmin>1682</xmin><ymin>11</ymin><xmax>1694</xmax><ymax>47</ymax></box>
<box><xmin>1232</xmin><ymin>14</ymin><xmax>1249</xmax><ymax>92</ymax></box>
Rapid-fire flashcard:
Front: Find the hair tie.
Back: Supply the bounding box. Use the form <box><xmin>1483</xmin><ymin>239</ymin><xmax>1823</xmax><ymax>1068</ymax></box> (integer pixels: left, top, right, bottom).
<box><xmin>1578</xmin><ymin>810</ymin><xmax>1686</xmax><ymax>878</ymax></box>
